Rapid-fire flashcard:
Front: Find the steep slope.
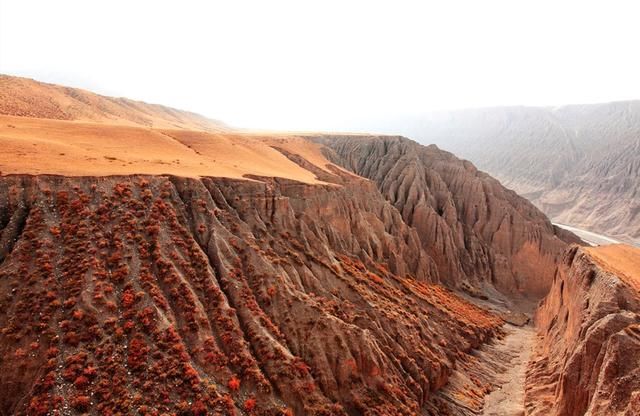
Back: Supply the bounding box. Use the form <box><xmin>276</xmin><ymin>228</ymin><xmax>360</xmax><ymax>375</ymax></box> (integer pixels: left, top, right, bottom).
<box><xmin>526</xmin><ymin>244</ymin><xmax>640</xmax><ymax>415</ymax></box>
<box><xmin>369</xmin><ymin>103</ymin><xmax>640</xmax><ymax>244</ymax></box>
<box><xmin>0</xmin><ymin>172</ymin><xmax>505</xmax><ymax>416</ymax></box>
<box><xmin>313</xmin><ymin>135</ymin><xmax>570</xmax><ymax>299</ymax></box>
<box><xmin>0</xmin><ymin>75</ymin><xmax>227</xmax><ymax>131</ymax></box>
<box><xmin>539</xmin><ymin>136</ymin><xmax>640</xmax><ymax>241</ymax></box>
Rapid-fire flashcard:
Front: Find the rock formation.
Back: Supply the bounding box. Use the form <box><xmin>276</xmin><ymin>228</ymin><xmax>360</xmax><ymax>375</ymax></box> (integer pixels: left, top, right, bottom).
<box><xmin>313</xmin><ymin>135</ymin><xmax>570</xmax><ymax>298</ymax></box>
<box><xmin>5</xmin><ymin>74</ymin><xmax>639</xmax><ymax>416</ymax></box>
<box><xmin>526</xmin><ymin>244</ymin><xmax>640</xmax><ymax>415</ymax></box>
<box><xmin>365</xmin><ymin>103</ymin><xmax>640</xmax><ymax>245</ymax></box>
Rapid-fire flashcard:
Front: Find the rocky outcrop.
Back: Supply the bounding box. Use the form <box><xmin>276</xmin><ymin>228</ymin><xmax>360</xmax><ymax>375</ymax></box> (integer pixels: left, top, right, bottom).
<box><xmin>0</xmin><ymin>173</ymin><xmax>503</xmax><ymax>416</ymax></box>
<box><xmin>371</xmin><ymin>104</ymin><xmax>640</xmax><ymax>244</ymax></box>
<box><xmin>313</xmin><ymin>135</ymin><xmax>570</xmax><ymax>299</ymax></box>
<box><xmin>525</xmin><ymin>245</ymin><xmax>640</xmax><ymax>415</ymax></box>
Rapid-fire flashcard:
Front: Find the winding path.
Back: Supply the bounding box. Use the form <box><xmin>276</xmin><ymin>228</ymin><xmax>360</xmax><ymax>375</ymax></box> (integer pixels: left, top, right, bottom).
<box><xmin>481</xmin><ymin>324</ymin><xmax>535</xmax><ymax>415</ymax></box>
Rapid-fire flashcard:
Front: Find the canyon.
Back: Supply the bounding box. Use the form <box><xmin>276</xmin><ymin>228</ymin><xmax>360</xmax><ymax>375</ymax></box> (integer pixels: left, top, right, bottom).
<box><xmin>366</xmin><ymin>103</ymin><xmax>640</xmax><ymax>246</ymax></box>
<box><xmin>0</xmin><ymin>75</ymin><xmax>639</xmax><ymax>415</ymax></box>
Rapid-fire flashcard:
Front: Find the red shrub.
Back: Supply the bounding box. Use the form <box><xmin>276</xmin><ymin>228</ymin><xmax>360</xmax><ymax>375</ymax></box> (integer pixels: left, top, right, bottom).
<box><xmin>63</xmin><ymin>331</ymin><xmax>79</xmax><ymax>346</ymax></box>
<box><xmin>74</xmin><ymin>375</ymin><xmax>89</xmax><ymax>389</ymax></box>
<box><xmin>191</xmin><ymin>400</ymin><xmax>207</xmax><ymax>416</ymax></box>
<box><xmin>228</xmin><ymin>376</ymin><xmax>240</xmax><ymax>391</ymax></box>
<box><xmin>127</xmin><ymin>337</ymin><xmax>148</xmax><ymax>370</ymax></box>
<box><xmin>27</xmin><ymin>396</ymin><xmax>51</xmax><ymax>416</ymax></box>
<box><xmin>83</xmin><ymin>366</ymin><xmax>97</xmax><ymax>378</ymax></box>
<box><xmin>113</xmin><ymin>183</ymin><xmax>131</xmax><ymax>197</ymax></box>
<box><xmin>56</xmin><ymin>191</ymin><xmax>69</xmax><ymax>204</ymax></box>
<box><xmin>244</xmin><ymin>398</ymin><xmax>257</xmax><ymax>412</ymax></box>
<box><xmin>293</xmin><ymin>359</ymin><xmax>310</xmax><ymax>376</ymax></box>
<box><xmin>183</xmin><ymin>364</ymin><xmax>199</xmax><ymax>380</ymax></box>
<box><xmin>121</xmin><ymin>290</ymin><xmax>135</xmax><ymax>308</ymax></box>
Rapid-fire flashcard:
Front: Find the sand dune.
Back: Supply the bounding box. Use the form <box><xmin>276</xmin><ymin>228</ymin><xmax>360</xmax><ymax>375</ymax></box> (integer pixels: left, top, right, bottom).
<box><xmin>0</xmin><ymin>115</ymin><xmax>333</xmax><ymax>184</ymax></box>
<box><xmin>0</xmin><ymin>74</ymin><xmax>227</xmax><ymax>131</ymax></box>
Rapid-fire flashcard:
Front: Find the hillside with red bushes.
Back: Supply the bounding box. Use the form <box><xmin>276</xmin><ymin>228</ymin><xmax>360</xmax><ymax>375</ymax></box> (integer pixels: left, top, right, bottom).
<box><xmin>0</xmin><ymin>76</ymin><xmax>587</xmax><ymax>415</ymax></box>
<box><xmin>0</xmin><ymin>174</ymin><xmax>506</xmax><ymax>415</ymax></box>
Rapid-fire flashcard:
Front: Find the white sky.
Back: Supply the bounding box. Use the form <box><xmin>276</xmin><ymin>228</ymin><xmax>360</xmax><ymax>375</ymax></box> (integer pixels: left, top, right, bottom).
<box><xmin>1</xmin><ymin>0</ymin><xmax>640</xmax><ymax>130</ymax></box>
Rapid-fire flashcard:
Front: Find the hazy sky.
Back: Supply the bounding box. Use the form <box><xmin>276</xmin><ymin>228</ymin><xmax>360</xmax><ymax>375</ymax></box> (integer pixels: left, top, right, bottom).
<box><xmin>1</xmin><ymin>0</ymin><xmax>640</xmax><ymax>130</ymax></box>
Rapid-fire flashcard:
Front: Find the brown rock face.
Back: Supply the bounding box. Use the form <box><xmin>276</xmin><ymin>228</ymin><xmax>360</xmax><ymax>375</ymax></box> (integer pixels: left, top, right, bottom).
<box><xmin>526</xmin><ymin>245</ymin><xmax>640</xmax><ymax>415</ymax></box>
<box><xmin>312</xmin><ymin>135</ymin><xmax>570</xmax><ymax>299</ymax></box>
<box><xmin>374</xmin><ymin>104</ymin><xmax>640</xmax><ymax>245</ymax></box>
<box><xmin>0</xmin><ymin>173</ymin><xmax>503</xmax><ymax>416</ymax></box>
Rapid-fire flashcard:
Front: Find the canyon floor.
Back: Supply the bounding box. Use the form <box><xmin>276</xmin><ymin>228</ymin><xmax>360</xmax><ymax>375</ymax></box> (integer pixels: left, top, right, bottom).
<box><xmin>479</xmin><ymin>243</ymin><xmax>640</xmax><ymax>416</ymax></box>
<box><xmin>554</xmin><ymin>223</ymin><xmax>625</xmax><ymax>247</ymax></box>
<box><xmin>481</xmin><ymin>324</ymin><xmax>534</xmax><ymax>416</ymax></box>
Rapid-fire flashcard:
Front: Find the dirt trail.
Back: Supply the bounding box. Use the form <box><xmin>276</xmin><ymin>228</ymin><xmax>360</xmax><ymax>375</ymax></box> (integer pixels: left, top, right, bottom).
<box><xmin>481</xmin><ymin>324</ymin><xmax>535</xmax><ymax>415</ymax></box>
<box><xmin>430</xmin><ymin>321</ymin><xmax>537</xmax><ymax>415</ymax></box>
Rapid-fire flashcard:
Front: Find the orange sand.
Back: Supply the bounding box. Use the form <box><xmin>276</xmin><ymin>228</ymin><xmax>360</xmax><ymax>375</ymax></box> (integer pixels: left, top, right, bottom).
<box><xmin>0</xmin><ymin>115</ymin><xmax>335</xmax><ymax>184</ymax></box>
<box><xmin>585</xmin><ymin>244</ymin><xmax>640</xmax><ymax>293</ymax></box>
<box><xmin>0</xmin><ymin>74</ymin><xmax>226</xmax><ymax>131</ymax></box>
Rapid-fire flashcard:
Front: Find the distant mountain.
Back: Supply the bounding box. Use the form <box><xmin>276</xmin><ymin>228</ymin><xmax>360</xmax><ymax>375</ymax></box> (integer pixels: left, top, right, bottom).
<box><xmin>372</xmin><ymin>103</ymin><xmax>640</xmax><ymax>244</ymax></box>
<box><xmin>0</xmin><ymin>74</ymin><xmax>228</xmax><ymax>131</ymax></box>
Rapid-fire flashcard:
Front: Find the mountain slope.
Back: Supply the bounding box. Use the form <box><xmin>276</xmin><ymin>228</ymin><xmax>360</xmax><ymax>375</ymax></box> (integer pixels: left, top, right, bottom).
<box><xmin>313</xmin><ymin>135</ymin><xmax>571</xmax><ymax>298</ymax></box>
<box><xmin>0</xmin><ymin>173</ymin><xmax>503</xmax><ymax>416</ymax></box>
<box><xmin>0</xmin><ymin>124</ymin><xmax>568</xmax><ymax>415</ymax></box>
<box><xmin>371</xmin><ymin>103</ymin><xmax>640</xmax><ymax>244</ymax></box>
<box><xmin>0</xmin><ymin>74</ymin><xmax>227</xmax><ymax>131</ymax></box>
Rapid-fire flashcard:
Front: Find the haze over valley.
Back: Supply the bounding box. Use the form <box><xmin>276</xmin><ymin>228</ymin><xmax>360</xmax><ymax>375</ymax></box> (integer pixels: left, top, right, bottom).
<box><xmin>364</xmin><ymin>103</ymin><xmax>640</xmax><ymax>246</ymax></box>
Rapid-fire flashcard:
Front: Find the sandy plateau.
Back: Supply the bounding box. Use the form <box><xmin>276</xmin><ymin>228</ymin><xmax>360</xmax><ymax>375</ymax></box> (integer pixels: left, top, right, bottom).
<box><xmin>0</xmin><ymin>115</ymin><xmax>337</xmax><ymax>184</ymax></box>
<box><xmin>585</xmin><ymin>244</ymin><xmax>640</xmax><ymax>293</ymax></box>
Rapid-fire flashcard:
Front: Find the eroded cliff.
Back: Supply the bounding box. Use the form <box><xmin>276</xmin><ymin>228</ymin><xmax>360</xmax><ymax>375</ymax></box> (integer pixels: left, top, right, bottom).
<box><xmin>526</xmin><ymin>244</ymin><xmax>640</xmax><ymax>415</ymax></box>
<box><xmin>0</xmin><ymin>172</ymin><xmax>504</xmax><ymax>416</ymax></box>
<box><xmin>313</xmin><ymin>135</ymin><xmax>570</xmax><ymax>299</ymax></box>
<box><xmin>364</xmin><ymin>103</ymin><xmax>640</xmax><ymax>244</ymax></box>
